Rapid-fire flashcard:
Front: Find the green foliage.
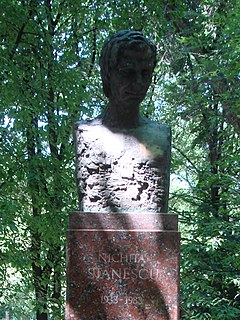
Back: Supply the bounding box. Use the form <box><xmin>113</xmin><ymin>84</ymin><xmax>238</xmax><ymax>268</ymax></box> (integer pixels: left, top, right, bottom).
<box><xmin>159</xmin><ymin>0</ymin><xmax>240</xmax><ymax>318</ymax></box>
<box><xmin>0</xmin><ymin>0</ymin><xmax>239</xmax><ymax>319</ymax></box>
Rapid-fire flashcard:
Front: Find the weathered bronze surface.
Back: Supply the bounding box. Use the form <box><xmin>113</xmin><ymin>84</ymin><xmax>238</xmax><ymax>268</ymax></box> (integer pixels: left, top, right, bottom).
<box><xmin>75</xmin><ymin>30</ymin><xmax>171</xmax><ymax>213</ymax></box>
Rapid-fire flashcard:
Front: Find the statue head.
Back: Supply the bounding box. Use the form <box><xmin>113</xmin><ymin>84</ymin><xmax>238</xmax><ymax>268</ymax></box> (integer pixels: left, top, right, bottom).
<box><xmin>99</xmin><ymin>30</ymin><xmax>157</xmax><ymax>99</ymax></box>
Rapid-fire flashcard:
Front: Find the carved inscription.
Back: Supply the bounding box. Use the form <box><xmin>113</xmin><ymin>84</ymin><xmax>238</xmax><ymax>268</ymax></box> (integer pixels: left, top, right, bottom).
<box><xmin>101</xmin><ymin>291</ymin><xmax>144</xmax><ymax>306</ymax></box>
<box><xmin>99</xmin><ymin>252</ymin><xmax>145</xmax><ymax>263</ymax></box>
<box><xmin>87</xmin><ymin>252</ymin><xmax>162</xmax><ymax>281</ymax></box>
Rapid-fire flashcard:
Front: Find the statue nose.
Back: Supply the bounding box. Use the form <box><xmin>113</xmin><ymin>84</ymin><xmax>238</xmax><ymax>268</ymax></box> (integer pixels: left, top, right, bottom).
<box><xmin>133</xmin><ymin>73</ymin><xmax>144</xmax><ymax>89</ymax></box>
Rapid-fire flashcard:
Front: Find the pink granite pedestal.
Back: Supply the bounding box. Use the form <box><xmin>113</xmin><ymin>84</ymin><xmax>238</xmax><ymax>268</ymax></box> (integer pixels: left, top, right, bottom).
<box><xmin>66</xmin><ymin>212</ymin><xmax>180</xmax><ymax>320</ymax></box>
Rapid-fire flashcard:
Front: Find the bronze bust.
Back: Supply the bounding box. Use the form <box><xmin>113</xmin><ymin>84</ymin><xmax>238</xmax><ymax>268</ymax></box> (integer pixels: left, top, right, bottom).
<box><xmin>74</xmin><ymin>30</ymin><xmax>171</xmax><ymax>213</ymax></box>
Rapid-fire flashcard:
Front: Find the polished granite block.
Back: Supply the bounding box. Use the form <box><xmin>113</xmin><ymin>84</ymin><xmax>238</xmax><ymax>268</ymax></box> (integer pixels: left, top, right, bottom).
<box><xmin>66</xmin><ymin>212</ymin><xmax>180</xmax><ymax>320</ymax></box>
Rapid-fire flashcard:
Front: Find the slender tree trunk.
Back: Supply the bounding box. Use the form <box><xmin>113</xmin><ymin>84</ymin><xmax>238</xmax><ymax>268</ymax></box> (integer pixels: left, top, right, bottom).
<box><xmin>26</xmin><ymin>117</ymin><xmax>49</xmax><ymax>320</ymax></box>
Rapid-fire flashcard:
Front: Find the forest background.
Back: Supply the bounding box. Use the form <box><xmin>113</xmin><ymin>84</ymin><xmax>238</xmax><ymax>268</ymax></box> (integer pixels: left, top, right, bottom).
<box><xmin>0</xmin><ymin>0</ymin><xmax>239</xmax><ymax>319</ymax></box>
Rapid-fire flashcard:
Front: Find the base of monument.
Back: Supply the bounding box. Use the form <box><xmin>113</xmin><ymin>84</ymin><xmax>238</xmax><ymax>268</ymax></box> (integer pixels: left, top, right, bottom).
<box><xmin>66</xmin><ymin>212</ymin><xmax>180</xmax><ymax>320</ymax></box>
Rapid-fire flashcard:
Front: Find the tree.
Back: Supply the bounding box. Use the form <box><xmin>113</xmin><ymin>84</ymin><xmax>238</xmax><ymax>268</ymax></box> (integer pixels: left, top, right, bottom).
<box><xmin>0</xmin><ymin>1</ymin><xmax>93</xmax><ymax>318</ymax></box>
<box><xmin>156</xmin><ymin>0</ymin><xmax>240</xmax><ymax>318</ymax></box>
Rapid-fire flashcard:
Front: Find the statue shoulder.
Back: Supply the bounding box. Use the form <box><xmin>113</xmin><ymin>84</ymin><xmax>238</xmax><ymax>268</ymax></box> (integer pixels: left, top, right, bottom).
<box><xmin>142</xmin><ymin>120</ymin><xmax>171</xmax><ymax>137</ymax></box>
<box><xmin>74</xmin><ymin>118</ymin><xmax>103</xmax><ymax>131</ymax></box>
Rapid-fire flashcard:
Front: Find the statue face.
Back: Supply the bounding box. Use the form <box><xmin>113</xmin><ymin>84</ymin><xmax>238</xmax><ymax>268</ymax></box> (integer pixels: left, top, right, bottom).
<box><xmin>109</xmin><ymin>46</ymin><xmax>155</xmax><ymax>107</ymax></box>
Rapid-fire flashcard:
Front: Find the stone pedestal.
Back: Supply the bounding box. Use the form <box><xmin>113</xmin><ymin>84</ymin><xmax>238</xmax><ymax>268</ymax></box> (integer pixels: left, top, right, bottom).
<box><xmin>66</xmin><ymin>212</ymin><xmax>180</xmax><ymax>320</ymax></box>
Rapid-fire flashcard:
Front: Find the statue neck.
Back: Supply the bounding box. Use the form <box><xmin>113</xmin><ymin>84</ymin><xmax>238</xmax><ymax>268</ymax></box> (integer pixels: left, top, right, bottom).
<box><xmin>100</xmin><ymin>102</ymin><xmax>141</xmax><ymax>129</ymax></box>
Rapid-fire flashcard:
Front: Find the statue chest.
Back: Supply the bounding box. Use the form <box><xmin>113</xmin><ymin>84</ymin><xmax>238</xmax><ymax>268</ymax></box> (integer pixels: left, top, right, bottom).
<box><xmin>74</xmin><ymin>122</ymin><xmax>171</xmax><ymax>213</ymax></box>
